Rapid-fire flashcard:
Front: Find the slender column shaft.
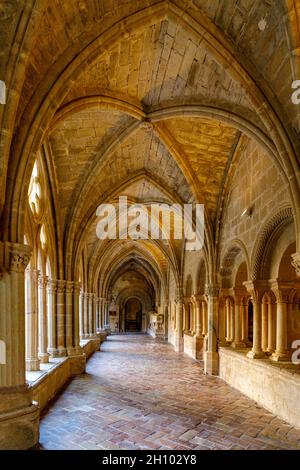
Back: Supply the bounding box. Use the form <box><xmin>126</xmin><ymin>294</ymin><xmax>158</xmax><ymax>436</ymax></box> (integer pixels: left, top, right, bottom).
<box><xmin>25</xmin><ymin>268</ymin><xmax>40</xmax><ymax>371</ymax></box>
<box><xmin>83</xmin><ymin>292</ymin><xmax>89</xmax><ymax>338</ymax></box>
<box><xmin>241</xmin><ymin>303</ymin><xmax>249</xmax><ymax>343</ymax></box>
<box><xmin>271</xmin><ymin>301</ymin><xmax>289</xmax><ymax>361</ymax></box>
<box><xmin>73</xmin><ymin>283</ymin><xmax>81</xmax><ymax>353</ymax></box>
<box><xmin>204</xmin><ymin>285</ymin><xmax>219</xmax><ymax>375</ymax></box>
<box><xmin>230</xmin><ymin>302</ymin><xmax>235</xmax><ymax>342</ymax></box>
<box><xmin>175</xmin><ymin>296</ymin><xmax>183</xmax><ymax>352</ymax></box>
<box><xmin>56</xmin><ymin>280</ymin><xmax>66</xmax><ymax>356</ymax></box>
<box><xmin>47</xmin><ymin>279</ymin><xmax>58</xmax><ymax>356</ymax></box>
<box><xmin>218</xmin><ymin>301</ymin><xmax>227</xmax><ymax>346</ymax></box>
<box><xmin>65</xmin><ymin>281</ymin><xmax>74</xmax><ymax>355</ymax></box>
<box><xmin>261</xmin><ymin>301</ymin><xmax>268</xmax><ymax>352</ymax></box>
<box><xmin>195</xmin><ymin>301</ymin><xmax>202</xmax><ymax>337</ymax></box>
<box><xmin>225</xmin><ymin>300</ymin><xmax>231</xmax><ymax>341</ymax></box>
<box><xmin>267</xmin><ymin>302</ymin><xmax>276</xmax><ymax>353</ymax></box>
<box><xmin>38</xmin><ymin>275</ymin><xmax>49</xmax><ymax>363</ymax></box>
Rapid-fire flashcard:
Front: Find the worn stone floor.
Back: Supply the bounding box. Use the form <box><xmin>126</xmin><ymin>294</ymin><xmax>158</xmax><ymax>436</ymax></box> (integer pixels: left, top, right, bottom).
<box><xmin>40</xmin><ymin>335</ymin><xmax>300</xmax><ymax>450</ymax></box>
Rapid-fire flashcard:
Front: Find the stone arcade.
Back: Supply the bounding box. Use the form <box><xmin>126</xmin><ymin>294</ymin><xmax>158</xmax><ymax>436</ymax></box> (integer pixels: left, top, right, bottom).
<box><xmin>0</xmin><ymin>0</ymin><xmax>300</xmax><ymax>450</ymax></box>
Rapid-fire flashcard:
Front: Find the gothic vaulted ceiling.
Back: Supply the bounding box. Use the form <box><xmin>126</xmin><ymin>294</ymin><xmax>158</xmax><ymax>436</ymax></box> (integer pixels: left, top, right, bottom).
<box><xmin>1</xmin><ymin>0</ymin><xmax>299</xmax><ymax>299</ymax></box>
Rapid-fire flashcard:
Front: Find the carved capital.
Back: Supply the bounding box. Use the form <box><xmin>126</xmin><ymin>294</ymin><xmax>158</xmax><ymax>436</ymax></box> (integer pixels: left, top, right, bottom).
<box><xmin>204</xmin><ymin>284</ymin><xmax>219</xmax><ymax>298</ymax></box>
<box><xmin>291</xmin><ymin>252</ymin><xmax>300</xmax><ymax>277</ymax></box>
<box><xmin>56</xmin><ymin>280</ymin><xmax>66</xmax><ymax>294</ymax></box>
<box><xmin>38</xmin><ymin>274</ymin><xmax>48</xmax><ymax>289</ymax></box>
<box><xmin>270</xmin><ymin>281</ymin><xmax>292</xmax><ymax>303</ymax></box>
<box><xmin>5</xmin><ymin>242</ymin><xmax>32</xmax><ymax>273</ymax></box>
<box><xmin>65</xmin><ymin>280</ymin><xmax>74</xmax><ymax>294</ymax></box>
<box><xmin>47</xmin><ymin>278</ymin><xmax>58</xmax><ymax>294</ymax></box>
<box><xmin>73</xmin><ymin>281</ymin><xmax>81</xmax><ymax>294</ymax></box>
<box><xmin>243</xmin><ymin>280</ymin><xmax>268</xmax><ymax>303</ymax></box>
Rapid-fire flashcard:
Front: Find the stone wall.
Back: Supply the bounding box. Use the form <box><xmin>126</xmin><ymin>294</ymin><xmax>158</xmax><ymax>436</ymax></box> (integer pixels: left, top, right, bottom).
<box><xmin>219</xmin><ymin>348</ymin><xmax>300</xmax><ymax>429</ymax></box>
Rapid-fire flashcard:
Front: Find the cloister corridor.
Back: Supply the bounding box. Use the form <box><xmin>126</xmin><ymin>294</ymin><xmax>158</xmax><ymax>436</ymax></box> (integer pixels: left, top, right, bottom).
<box><xmin>39</xmin><ymin>335</ymin><xmax>300</xmax><ymax>451</ymax></box>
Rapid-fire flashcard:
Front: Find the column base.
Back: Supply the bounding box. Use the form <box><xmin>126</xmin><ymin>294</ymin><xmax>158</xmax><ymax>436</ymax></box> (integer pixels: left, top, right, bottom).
<box><xmin>246</xmin><ymin>349</ymin><xmax>266</xmax><ymax>359</ymax></box>
<box><xmin>174</xmin><ymin>336</ymin><xmax>183</xmax><ymax>353</ymax></box>
<box><xmin>204</xmin><ymin>351</ymin><xmax>219</xmax><ymax>375</ymax></box>
<box><xmin>231</xmin><ymin>341</ymin><xmax>247</xmax><ymax>349</ymax></box>
<box><xmin>270</xmin><ymin>351</ymin><xmax>290</xmax><ymax>362</ymax></box>
<box><xmin>0</xmin><ymin>388</ymin><xmax>39</xmax><ymax>450</ymax></box>
<box><xmin>57</xmin><ymin>347</ymin><xmax>67</xmax><ymax>357</ymax></box>
<box><xmin>25</xmin><ymin>358</ymin><xmax>40</xmax><ymax>371</ymax></box>
<box><xmin>47</xmin><ymin>347</ymin><xmax>59</xmax><ymax>357</ymax></box>
<box><xmin>38</xmin><ymin>352</ymin><xmax>49</xmax><ymax>364</ymax></box>
<box><xmin>218</xmin><ymin>340</ymin><xmax>230</xmax><ymax>347</ymax></box>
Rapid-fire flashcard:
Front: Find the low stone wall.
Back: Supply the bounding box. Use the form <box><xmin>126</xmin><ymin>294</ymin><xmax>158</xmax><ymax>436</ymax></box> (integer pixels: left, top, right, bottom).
<box><xmin>28</xmin><ymin>336</ymin><xmax>104</xmax><ymax>412</ymax></box>
<box><xmin>219</xmin><ymin>347</ymin><xmax>300</xmax><ymax>428</ymax></box>
<box><xmin>184</xmin><ymin>333</ymin><xmax>195</xmax><ymax>359</ymax></box>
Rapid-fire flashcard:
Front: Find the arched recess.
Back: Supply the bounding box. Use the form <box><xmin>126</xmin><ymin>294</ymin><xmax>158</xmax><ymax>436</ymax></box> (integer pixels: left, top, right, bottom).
<box><xmin>251</xmin><ymin>206</ymin><xmax>295</xmax><ymax>280</ymax></box>
<box><xmin>220</xmin><ymin>239</ymin><xmax>250</xmax><ymax>288</ymax></box>
<box><xmin>4</xmin><ymin>0</ymin><xmax>300</xmax><ymax>255</ymax></box>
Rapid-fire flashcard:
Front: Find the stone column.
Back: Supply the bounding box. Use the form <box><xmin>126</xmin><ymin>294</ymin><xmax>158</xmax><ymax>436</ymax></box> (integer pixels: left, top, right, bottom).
<box><xmin>25</xmin><ymin>267</ymin><xmax>40</xmax><ymax>371</ymax></box>
<box><xmin>194</xmin><ymin>296</ymin><xmax>202</xmax><ymax>337</ymax></box>
<box><xmin>225</xmin><ymin>298</ymin><xmax>231</xmax><ymax>341</ymax></box>
<box><xmin>83</xmin><ymin>292</ymin><xmax>89</xmax><ymax>338</ymax></box>
<box><xmin>65</xmin><ymin>281</ymin><xmax>75</xmax><ymax>355</ymax></box>
<box><xmin>218</xmin><ymin>299</ymin><xmax>228</xmax><ymax>347</ymax></box>
<box><xmin>241</xmin><ymin>300</ymin><xmax>249</xmax><ymax>344</ymax></box>
<box><xmin>88</xmin><ymin>293</ymin><xmax>96</xmax><ymax>337</ymax></box>
<box><xmin>47</xmin><ymin>279</ymin><xmax>58</xmax><ymax>357</ymax></box>
<box><xmin>201</xmin><ymin>300</ymin><xmax>207</xmax><ymax>335</ymax></box>
<box><xmin>0</xmin><ymin>242</ymin><xmax>39</xmax><ymax>449</ymax></box>
<box><xmin>267</xmin><ymin>300</ymin><xmax>276</xmax><ymax>354</ymax></box>
<box><xmin>194</xmin><ymin>295</ymin><xmax>204</xmax><ymax>358</ymax></box>
<box><xmin>56</xmin><ymin>280</ymin><xmax>66</xmax><ymax>356</ymax></box>
<box><xmin>245</xmin><ymin>281</ymin><xmax>266</xmax><ymax>359</ymax></box>
<box><xmin>261</xmin><ymin>298</ymin><xmax>268</xmax><ymax>352</ymax></box>
<box><xmin>105</xmin><ymin>300</ymin><xmax>110</xmax><ymax>329</ymax></box>
<box><xmin>229</xmin><ymin>300</ymin><xmax>235</xmax><ymax>342</ymax></box>
<box><xmin>95</xmin><ymin>297</ymin><xmax>100</xmax><ymax>332</ymax></box>
<box><xmin>174</xmin><ymin>290</ymin><xmax>183</xmax><ymax>352</ymax></box>
<box><xmin>271</xmin><ymin>284</ymin><xmax>290</xmax><ymax>362</ymax></box>
<box><xmin>204</xmin><ymin>284</ymin><xmax>219</xmax><ymax>375</ymax></box>
<box><xmin>38</xmin><ymin>274</ymin><xmax>49</xmax><ymax>363</ymax></box>
<box><xmin>232</xmin><ymin>295</ymin><xmax>246</xmax><ymax>349</ymax></box>
<box><xmin>73</xmin><ymin>282</ymin><xmax>82</xmax><ymax>354</ymax></box>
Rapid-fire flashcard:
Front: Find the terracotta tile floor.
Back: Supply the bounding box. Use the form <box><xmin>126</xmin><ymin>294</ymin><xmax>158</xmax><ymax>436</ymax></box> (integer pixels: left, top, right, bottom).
<box><xmin>40</xmin><ymin>334</ymin><xmax>300</xmax><ymax>450</ymax></box>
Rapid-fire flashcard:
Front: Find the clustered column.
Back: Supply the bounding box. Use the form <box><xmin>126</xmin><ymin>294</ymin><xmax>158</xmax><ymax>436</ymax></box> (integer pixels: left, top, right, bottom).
<box><xmin>25</xmin><ymin>267</ymin><xmax>40</xmax><ymax>371</ymax></box>
<box><xmin>38</xmin><ymin>274</ymin><xmax>49</xmax><ymax>363</ymax></box>
<box><xmin>0</xmin><ymin>242</ymin><xmax>39</xmax><ymax>449</ymax></box>
<box><xmin>204</xmin><ymin>284</ymin><xmax>219</xmax><ymax>375</ymax></box>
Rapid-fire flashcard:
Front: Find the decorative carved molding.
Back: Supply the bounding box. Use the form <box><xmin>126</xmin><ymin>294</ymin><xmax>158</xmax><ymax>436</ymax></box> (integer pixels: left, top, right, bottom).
<box><xmin>65</xmin><ymin>281</ymin><xmax>75</xmax><ymax>295</ymax></box>
<box><xmin>291</xmin><ymin>252</ymin><xmax>300</xmax><ymax>277</ymax></box>
<box><xmin>56</xmin><ymin>280</ymin><xmax>66</xmax><ymax>294</ymax></box>
<box><xmin>251</xmin><ymin>207</ymin><xmax>293</xmax><ymax>279</ymax></box>
<box><xmin>38</xmin><ymin>274</ymin><xmax>48</xmax><ymax>289</ymax></box>
<box><xmin>5</xmin><ymin>242</ymin><xmax>32</xmax><ymax>273</ymax></box>
<box><xmin>47</xmin><ymin>279</ymin><xmax>58</xmax><ymax>293</ymax></box>
<box><xmin>205</xmin><ymin>284</ymin><xmax>219</xmax><ymax>298</ymax></box>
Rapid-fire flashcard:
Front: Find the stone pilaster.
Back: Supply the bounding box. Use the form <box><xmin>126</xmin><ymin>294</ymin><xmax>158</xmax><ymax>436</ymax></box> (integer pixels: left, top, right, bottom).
<box><xmin>204</xmin><ymin>284</ymin><xmax>219</xmax><ymax>375</ymax></box>
<box><xmin>38</xmin><ymin>274</ymin><xmax>49</xmax><ymax>363</ymax></box>
<box><xmin>0</xmin><ymin>242</ymin><xmax>39</xmax><ymax>449</ymax></box>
